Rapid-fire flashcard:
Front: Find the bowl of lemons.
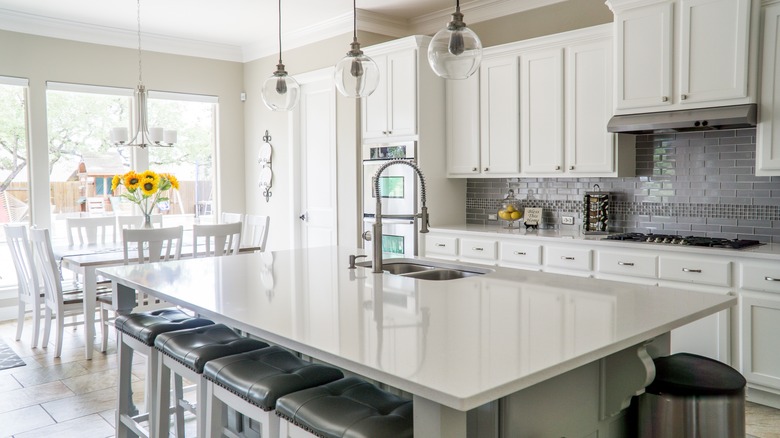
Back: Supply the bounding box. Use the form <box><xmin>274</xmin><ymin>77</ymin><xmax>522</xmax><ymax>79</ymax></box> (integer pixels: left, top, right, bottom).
<box><xmin>498</xmin><ymin>189</ymin><xmax>523</xmax><ymax>229</ymax></box>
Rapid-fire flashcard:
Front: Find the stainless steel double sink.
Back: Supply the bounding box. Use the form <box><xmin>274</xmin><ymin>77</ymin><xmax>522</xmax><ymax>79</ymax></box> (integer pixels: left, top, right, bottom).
<box><xmin>356</xmin><ymin>258</ymin><xmax>492</xmax><ymax>281</ymax></box>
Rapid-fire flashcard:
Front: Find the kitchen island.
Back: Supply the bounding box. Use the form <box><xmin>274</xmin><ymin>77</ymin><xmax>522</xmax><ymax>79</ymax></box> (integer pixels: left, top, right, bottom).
<box><xmin>97</xmin><ymin>246</ymin><xmax>736</xmax><ymax>437</ymax></box>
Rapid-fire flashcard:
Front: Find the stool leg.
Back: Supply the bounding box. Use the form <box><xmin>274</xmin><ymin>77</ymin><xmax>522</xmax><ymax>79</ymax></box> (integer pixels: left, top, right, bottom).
<box><xmin>197</xmin><ymin>375</ymin><xmax>209</xmax><ymax>438</ymax></box>
<box><xmin>174</xmin><ymin>374</ymin><xmax>185</xmax><ymax>437</ymax></box>
<box><xmin>154</xmin><ymin>352</ymin><xmax>171</xmax><ymax>438</ymax></box>
<box><xmin>117</xmin><ymin>335</ymin><xmax>136</xmax><ymax>438</ymax></box>
<box><xmin>206</xmin><ymin>382</ymin><xmax>226</xmax><ymax>437</ymax></box>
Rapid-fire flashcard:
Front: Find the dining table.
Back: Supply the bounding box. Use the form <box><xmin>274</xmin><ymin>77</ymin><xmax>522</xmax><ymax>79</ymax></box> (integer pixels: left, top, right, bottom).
<box><xmin>96</xmin><ymin>246</ymin><xmax>736</xmax><ymax>437</ymax></box>
<box><xmin>54</xmin><ymin>238</ymin><xmax>262</xmax><ymax>360</ymax></box>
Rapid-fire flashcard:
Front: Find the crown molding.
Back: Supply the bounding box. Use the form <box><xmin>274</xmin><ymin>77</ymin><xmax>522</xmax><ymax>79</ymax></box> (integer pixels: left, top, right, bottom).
<box><xmin>0</xmin><ymin>8</ymin><xmax>244</xmax><ymax>62</ymax></box>
<box><xmin>410</xmin><ymin>0</ymin><xmax>569</xmax><ymax>35</ymax></box>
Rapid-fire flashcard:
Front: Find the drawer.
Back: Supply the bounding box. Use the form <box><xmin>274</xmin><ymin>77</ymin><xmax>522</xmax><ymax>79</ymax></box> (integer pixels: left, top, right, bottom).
<box><xmin>425</xmin><ymin>235</ymin><xmax>458</xmax><ymax>257</ymax></box>
<box><xmin>659</xmin><ymin>256</ymin><xmax>731</xmax><ymax>287</ymax></box>
<box><xmin>740</xmin><ymin>263</ymin><xmax>780</xmax><ymax>294</ymax></box>
<box><xmin>598</xmin><ymin>250</ymin><xmax>657</xmax><ymax>279</ymax></box>
<box><xmin>545</xmin><ymin>246</ymin><xmax>592</xmax><ymax>272</ymax></box>
<box><xmin>460</xmin><ymin>238</ymin><xmax>497</xmax><ymax>261</ymax></box>
<box><xmin>499</xmin><ymin>242</ymin><xmax>542</xmax><ymax>266</ymax></box>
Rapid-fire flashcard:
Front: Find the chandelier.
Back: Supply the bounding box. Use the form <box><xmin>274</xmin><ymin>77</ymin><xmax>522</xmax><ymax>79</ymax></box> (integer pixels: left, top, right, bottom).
<box><xmin>111</xmin><ymin>0</ymin><xmax>176</xmax><ymax>147</ymax></box>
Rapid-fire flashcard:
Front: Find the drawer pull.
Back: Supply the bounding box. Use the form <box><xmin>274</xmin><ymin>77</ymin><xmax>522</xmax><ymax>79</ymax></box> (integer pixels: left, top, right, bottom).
<box><xmin>472</xmin><ymin>247</ymin><xmax>484</xmax><ymax>251</ymax></box>
<box><xmin>682</xmin><ymin>268</ymin><xmax>702</xmax><ymax>273</ymax></box>
<box><xmin>618</xmin><ymin>261</ymin><xmax>634</xmax><ymax>266</ymax></box>
<box><xmin>766</xmin><ymin>276</ymin><xmax>780</xmax><ymax>282</ymax></box>
<box><xmin>562</xmin><ymin>256</ymin><xmax>575</xmax><ymax>261</ymax></box>
<box><xmin>436</xmin><ymin>243</ymin><xmax>446</xmax><ymax>247</ymax></box>
<box><xmin>514</xmin><ymin>251</ymin><xmax>527</xmax><ymax>256</ymax></box>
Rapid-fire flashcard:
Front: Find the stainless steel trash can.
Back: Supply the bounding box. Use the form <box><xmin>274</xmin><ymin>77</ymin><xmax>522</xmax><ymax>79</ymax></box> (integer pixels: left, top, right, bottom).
<box><xmin>638</xmin><ymin>353</ymin><xmax>746</xmax><ymax>438</ymax></box>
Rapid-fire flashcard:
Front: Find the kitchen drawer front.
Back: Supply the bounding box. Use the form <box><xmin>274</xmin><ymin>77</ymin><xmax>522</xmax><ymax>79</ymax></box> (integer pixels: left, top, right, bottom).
<box><xmin>659</xmin><ymin>256</ymin><xmax>731</xmax><ymax>287</ymax></box>
<box><xmin>597</xmin><ymin>250</ymin><xmax>657</xmax><ymax>279</ymax></box>
<box><xmin>740</xmin><ymin>263</ymin><xmax>780</xmax><ymax>294</ymax></box>
<box><xmin>545</xmin><ymin>246</ymin><xmax>592</xmax><ymax>271</ymax></box>
<box><xmin>460</xmin><ymin>238</ymin><xmax>498</xmax><ymax>261</ymax></box>
<box><xmin>500</xmin><ymin>242</ymin><xmax>542</xmax><ymax>266</ymax></box>
<box><xmin>426</xmin><ymin>235</ymin><xmax>458</xmax><ymax>257</ymax></box>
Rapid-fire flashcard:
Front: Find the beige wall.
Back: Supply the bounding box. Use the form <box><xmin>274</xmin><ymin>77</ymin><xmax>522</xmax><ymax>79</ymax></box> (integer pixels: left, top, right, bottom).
<box><xmin>0</xmin><ymin>29</ymin><xmax>245</xmax><ymax>227</ymax></box>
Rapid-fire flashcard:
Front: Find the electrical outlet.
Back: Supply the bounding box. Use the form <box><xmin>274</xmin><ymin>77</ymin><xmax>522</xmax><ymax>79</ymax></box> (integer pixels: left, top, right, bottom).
<box><xmin>488</xmin><ymin>213</ymin><xmax>498</xmax><ymax>221</ymax></box>
<box><xmin>561</xmin><ymin>215</ymin><xmax>574</xmax><ymax>225</ymax></box>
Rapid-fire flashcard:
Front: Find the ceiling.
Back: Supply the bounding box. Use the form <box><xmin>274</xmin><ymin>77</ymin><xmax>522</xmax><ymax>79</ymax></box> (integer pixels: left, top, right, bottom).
<box><xmin>0</xmin><ymin>0</ymin><xmax>566</xmax><ymax>62</ymax></box>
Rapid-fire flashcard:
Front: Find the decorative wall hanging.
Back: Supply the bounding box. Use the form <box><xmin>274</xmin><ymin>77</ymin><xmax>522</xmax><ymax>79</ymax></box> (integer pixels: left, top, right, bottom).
<box><xmin>259</xmin><ymin>130</ymin><xmax>273</xmax><ymax>202</ymax></box>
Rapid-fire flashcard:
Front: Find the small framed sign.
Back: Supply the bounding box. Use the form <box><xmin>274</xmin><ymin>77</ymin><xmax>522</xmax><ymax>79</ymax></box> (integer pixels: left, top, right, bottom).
<box><xmin>524</xmin><ymin>207</ymin><xmax>543</xmax><ymax>229</ymax></box>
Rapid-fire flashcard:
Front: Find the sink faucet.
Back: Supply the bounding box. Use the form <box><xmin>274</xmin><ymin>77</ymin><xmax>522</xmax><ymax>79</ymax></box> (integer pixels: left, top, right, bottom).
<box><xmin>364</xmin><ymin>159</ymin><xmax>429</xmax><ymax>273</ymax></box>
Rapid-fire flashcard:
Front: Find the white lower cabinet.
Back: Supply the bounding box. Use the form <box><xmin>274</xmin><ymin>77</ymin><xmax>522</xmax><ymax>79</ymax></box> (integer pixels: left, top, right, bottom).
<box><xmin>499</xmin><ymin>241</ymin><xmax>542</xmax><ymax>270</ymax></box>
<box><xmin>459</xmin><ymin>237</ymin><xmax>498</xmax><ymax>264</ymax></box>
<box><xmin>544</xmin><ymin>246</ymin><xmax>592</xmax><ymax>276</ymax></box>
<box><xmin>423</xmin><ymin>234</ymin><xmax>458</xmax><ymax>260</ymax></box>
<box><xmin>740</xmin><ymin>261</ymin><xmax>780</xmax><ymax>407</ymax></box>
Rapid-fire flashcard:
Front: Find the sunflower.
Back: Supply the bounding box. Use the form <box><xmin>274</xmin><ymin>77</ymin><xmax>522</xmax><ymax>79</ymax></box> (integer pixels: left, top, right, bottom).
<box><xmin>111</xmin><ymin>175</ymin><xmax>121</xmax><ymax>193</ymax></box>
<box><xmin>163</xmin><ymin>173</ymin><xmax>179</xmax><ymax>190</ymax></box>
<box><xmin>139</xmin><ymin>170</ymin><xmax>160</xmax><ymax>185</ymax></box>
<box><xmin>123</xmin><ymin>171</ymin><xmax>141</xmax><ymax>191</ymax></box>
<box><xmin>140</xmin><ymin>177</ymin><xmax>159</xmax><ymax>197</ymax></box>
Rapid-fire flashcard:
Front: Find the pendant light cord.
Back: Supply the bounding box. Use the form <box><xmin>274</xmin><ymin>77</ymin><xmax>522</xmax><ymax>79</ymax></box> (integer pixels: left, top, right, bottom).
<box><xmin>456</xmin><ymin>0</ymin><xmax>461</xmax><ymax>12</ymax></box>
<box><xmin>137</xmin><ymin>0</ymin><xmax>143</xmax><ymax>85</ymax></box>
<box><xmin>277</xmin><ymin>0</ymin><xmax>283</xmax><ymax>65</ymax></box>
<box><xmin>353</xmin><ymin>0</ymin><xmax>357</xmax><ymax>41</ymax></box>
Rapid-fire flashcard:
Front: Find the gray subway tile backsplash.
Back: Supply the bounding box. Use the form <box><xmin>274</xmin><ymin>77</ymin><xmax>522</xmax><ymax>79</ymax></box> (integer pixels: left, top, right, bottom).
<box><xmin>465</xmin><ymin>128</ymin><xmax>780</xmax><ymax>243</ymax></box>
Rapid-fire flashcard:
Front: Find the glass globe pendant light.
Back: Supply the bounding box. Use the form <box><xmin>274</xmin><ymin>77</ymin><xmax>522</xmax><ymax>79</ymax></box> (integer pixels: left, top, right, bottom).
<box><xmin>334</xmin><ymin>0</ymin><xmax>379</xmax><ymax>98</ymax></box>
<box><xmin>427</xmin><ymin>0</ymin><xmax>483</xmax><ymax>80</ymax></box>
<box><xmin>261</xmin><ymin>0</ymin><xmax>299</xmax><ymax>111</ymax></box>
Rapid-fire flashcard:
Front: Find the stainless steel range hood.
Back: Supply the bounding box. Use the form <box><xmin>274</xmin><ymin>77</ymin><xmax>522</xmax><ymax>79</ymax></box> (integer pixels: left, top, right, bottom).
<box><xmin>607</xmin><ymin>104</ymin><xmax>757</xmax><ymax>134</ymax></box>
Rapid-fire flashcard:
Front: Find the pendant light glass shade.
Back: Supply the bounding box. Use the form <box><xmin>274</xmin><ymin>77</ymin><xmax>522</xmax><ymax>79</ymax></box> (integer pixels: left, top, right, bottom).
<box><xmin>427</xmin><ymin>0</ymin><xmax>482</xmax><ymax>80</ymax></box>
<box><xmin>261</xmin><ymin>0</ymin><xmax>299</xmax><ymax>111</ymax></box>
<box><xmin>334</xmin><ymin>0</ymin><xmax>379</xmax><ymax>98</ymax></box>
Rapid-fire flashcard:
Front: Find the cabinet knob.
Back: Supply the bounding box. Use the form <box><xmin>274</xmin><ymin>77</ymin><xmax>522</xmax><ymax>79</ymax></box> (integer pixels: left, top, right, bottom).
<box><xmin>555</xmin><ymin>166</ymin><xmax>561</xmax><ymax>170</ymax></box>
<box><xmin>680</xmin><ymin>94</ymin><xmax>687</xmax><ymax>100</ymax></box>
<box><xmin>388</xmin><ymin>130</ymin><xmax>392</xmax><ymax>134</ymax></box>
<box><xmin>662</xmin><ymin>96</ymin><xmax>668</xmax><ymax>102</ymax></box>
<box><xmin>484</xmin><ymin>167</ymin><xmax>489</xmax><ymax>171</ymax></box>
<box><xmin>569</xmin><ymin>166</ymin><xmax>574</xmax><ymax>170</ymax></box>
<box><xmin>472</xmin><ymin>167</ymin><xmax>478</xmax><ymax>172</ymax></box>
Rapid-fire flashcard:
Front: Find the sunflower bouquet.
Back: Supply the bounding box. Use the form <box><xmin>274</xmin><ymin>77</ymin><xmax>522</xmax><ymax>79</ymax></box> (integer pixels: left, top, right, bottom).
<box><xmin>111</xmin><ymin>170</ymin><xmax>179</xmax><ymax>223</ymax></box>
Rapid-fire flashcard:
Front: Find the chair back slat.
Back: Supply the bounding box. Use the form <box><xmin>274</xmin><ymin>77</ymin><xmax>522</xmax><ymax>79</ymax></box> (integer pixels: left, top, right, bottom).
<box><xmin>243</xmin><ymin>214</ymin><xmax>270</xmax><ymax>250</ymax></box>
<box><xmin>29</xmin><ymin>228</ymin><xmax>64</xmax><ymax>311</ymax></box>
<box><xmin>3</xmin><ymin>224</ymin><xmax>39</xmax><ymax>303</ymax></box>
<box><xmin>122</xmin><ymin>226</ymin><xmax>183</xmax><ymax>264</ymax></box>
<box><xmin>65</xmin><ymin>216</ymin><xmax>117</xmax><ymax>245</ymax></box>
<box><xmin>192</xmin><ymin>222</ymin><xmax>242</xmax><ymax>258</ymax></box>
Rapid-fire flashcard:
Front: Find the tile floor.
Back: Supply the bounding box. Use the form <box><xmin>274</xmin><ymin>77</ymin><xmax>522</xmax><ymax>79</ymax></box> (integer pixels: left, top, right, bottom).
<box><xmin>0</xmin><ymin>317</ymin><xmax>778</xmax><ymax>437</ymax></box>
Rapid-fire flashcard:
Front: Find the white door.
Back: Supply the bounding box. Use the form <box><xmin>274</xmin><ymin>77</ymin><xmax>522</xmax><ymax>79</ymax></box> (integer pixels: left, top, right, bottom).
<box><xmin>296</xmin><ymin>73</ymin><xmax>337</xmax><ymax>249</ymax></box>
<box><xmin>479</xmin><ymin>56</ymin><xmax>520</xmax><ymax>175</ymax></box>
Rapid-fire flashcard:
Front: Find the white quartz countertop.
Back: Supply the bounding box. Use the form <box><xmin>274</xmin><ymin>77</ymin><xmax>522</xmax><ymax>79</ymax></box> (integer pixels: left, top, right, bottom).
<box><xmin>97</xmin><ymin>246</ymin><xmax>735</xmax><ymax>411</ymax></box>
<box><xmin>429</xmin><ymin>224</ymin><xmax>780</xmax><ymax>259</ymax></box>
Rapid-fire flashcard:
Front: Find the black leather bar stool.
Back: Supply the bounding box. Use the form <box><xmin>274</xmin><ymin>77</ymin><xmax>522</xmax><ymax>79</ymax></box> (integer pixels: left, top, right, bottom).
<box><xmin>115</xmin><ymin>308</ymin><xmax>214</xmax><ymax>438</ymax></box>
<box><xmin>202</xmin><ymin>345</ymin><xmax>345</xmax><ymax>437</ymax></box>
<box><xmin>276</xmin><ymin>376</ymin><xmax>414</xmax><ymax>438</ymax></box>
<box><xmin>153</xmin><ymin>323</ymin><xmax>270</xmax><ymax>437</ymax></box>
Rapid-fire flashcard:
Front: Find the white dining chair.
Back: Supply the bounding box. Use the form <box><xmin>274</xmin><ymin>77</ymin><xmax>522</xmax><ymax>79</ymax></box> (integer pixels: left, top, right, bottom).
<box><xmin>4</xmin><ymin>224</ymin><xmax>43</xmax><ymax>347</ymax></box>
<box><xmin>220</xmin><ymin>212</ymin><xmax>243</xmax><ymax>225</ymax></box>
<box><xmin>243</xmin><ymin>214</ymin><xmax>270</xmax><ymax>250</ymax></box>
<box><xmin>65</xmin><ymin>216</ymin><xmax>117</xmax><ymax>245</ymax></box>
<box><xmin>29</xmin><ymin>227</ymin><xmax>111</xmax><ymax>357</ymax></box>
<box><xmin>192</xmin><ymin>222</ymin><xmax>242</xmax><ymax>258</ymax></box>
<box><xmin>116</xmin><ymin>214</ymin><xmax>163</xmax><ymax>230</ymax></box>
<box><xmin>86</xmin><ymin>197</ymin><xmax>107</xmax><ymax>216</ymax></box>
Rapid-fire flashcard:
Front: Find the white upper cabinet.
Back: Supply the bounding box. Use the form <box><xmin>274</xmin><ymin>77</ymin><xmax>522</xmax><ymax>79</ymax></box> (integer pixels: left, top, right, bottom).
<box><xmin>446</xmin><ymin>73</ymin><xmax>481</xmax><ymax>175</ymax></box>
<box><xmin>757</xmin><ymin>1</ymin><xmax>780</xmax><ymax>175</ymax></box>
<box><xmin>362</xmin><ymin>49</ymin><xmax>417</xmax><ymax>141</ymax></box>
<box><xmin>608</xmin><ymin>0</ymin><xmax>756</xmax><ymax>114</ymax></box>
<box><xmin>479</xmin><ymin>56</ymin><xmax>521</xmax><ymax>175</ymax></box>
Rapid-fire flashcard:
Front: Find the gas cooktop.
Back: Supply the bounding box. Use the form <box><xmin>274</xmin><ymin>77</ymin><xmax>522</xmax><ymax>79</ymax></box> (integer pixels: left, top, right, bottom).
<box><xmin>603</xmin><ymin>233</ymin><xmax>762</xmax><ymax>250</ymax></box>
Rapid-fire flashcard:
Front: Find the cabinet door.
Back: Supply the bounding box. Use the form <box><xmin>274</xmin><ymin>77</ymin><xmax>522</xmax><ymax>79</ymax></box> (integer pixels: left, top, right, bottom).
<box><xmin>741</xmin><ymin>291</ymin><xmax>780</xmax><ymax>390</ymax></box>
<box><xmin>757</xmin><ymin>3</ymin><xmax>780</xmax><ymax>175</ymax></box>
<box><xmin>678</xmin><ymin>0</ymin><xmax>750</xmax><ymax>104</ymax></box>
<box><xmin>446</xmin><ymin>73</ymin><xmax>481</xmax><ymax>176</ymax></box>
<box><xmin>387</xmin><ymin>50</ymin><xmax>417</xmax><ymax>137</ymax></box>
<box><xmin>480</xmin><ymin>56</ymin><xmax>520</xmax><ymax>175</ymax></box>
<box><xmin>614</xmin><ymin>2</ymin><xmax>673</xmax><ymax>110</ymax></box>
<box><xmin>520</xmin><ymin>48</ymin><xmax>564</xmax><ymax>174</ymax></box>
<box><xmin>566</xmin><ymin>39</ymin><xmax>616</xmax><ymax>174</ymax></box>
<box><xmin>363</xmin><ymin>54</ymin><xmax>389</xmax><ymax>139</ymax></box>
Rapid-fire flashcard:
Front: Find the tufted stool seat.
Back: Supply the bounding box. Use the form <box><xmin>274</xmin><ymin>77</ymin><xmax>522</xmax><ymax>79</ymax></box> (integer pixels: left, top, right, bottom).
<box><xmin>114</xmin><ymin>308</ymin><xmax>214</xmax><ymax>438</ymax></box>
<box><xmin>276</xmin><ymin>376</ymin><xmax>414</xmax><ymax>438</ymax></box>
<box><xmin>202</xmin><ymin>345</ymin><xmax>344</xmax><ymax>437</ymax></box>
<box><xmin>153</xmin><ymin>323</ymin><xmax>270</xmax><ymax>437</ymax></box>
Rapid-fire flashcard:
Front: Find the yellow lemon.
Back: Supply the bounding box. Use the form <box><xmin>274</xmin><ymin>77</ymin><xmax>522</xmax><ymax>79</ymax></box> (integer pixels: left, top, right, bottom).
<box><xmin>506</xmin><ymin>205</ymin><xmax>516</xmax><ymax>213</ymax></box>
<box><xmin>510</xmin><ymin>211</ymin><xmax>522</xmax><ymax>220</ymax></box>
<box><xmin>498</xmin><ymin>210</ymin><xmax>510</xmax><ymax>220</ymax></box>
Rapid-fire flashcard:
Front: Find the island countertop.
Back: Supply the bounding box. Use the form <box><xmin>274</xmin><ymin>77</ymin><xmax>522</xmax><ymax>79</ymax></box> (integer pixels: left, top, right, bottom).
<box><xmin>97</xmin><ymin>246</ymin><xmax>735</xmax><ymax>412</ymax></box>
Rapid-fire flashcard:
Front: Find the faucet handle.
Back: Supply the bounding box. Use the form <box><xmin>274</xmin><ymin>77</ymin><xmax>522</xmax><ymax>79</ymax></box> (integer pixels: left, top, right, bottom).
<box><xmin>348</xmin><ymin>254</ymin><xmax>368</xmax><ymax>269</ymax></box>
<box><xmin>419</xmin><ymin>206</ymin><xmax>429</xmax><ymax>233</ymax></box>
